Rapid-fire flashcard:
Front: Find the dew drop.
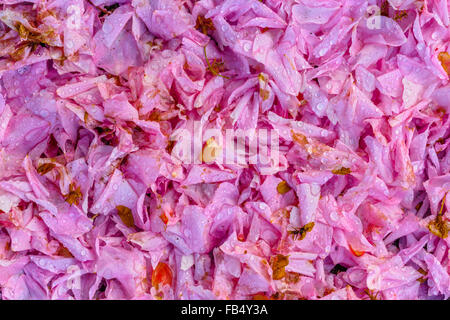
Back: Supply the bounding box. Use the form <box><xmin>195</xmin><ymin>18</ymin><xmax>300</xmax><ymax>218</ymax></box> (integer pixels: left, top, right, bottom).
<box><xmin>17</xmin><ymin>66</ymin><xmax>29</xmax><ymax>75</ymax></box>
<box><xmin>316</xmin><ymin>102</ymin><xmax>326</xmax><ymax>111</ymax></box>
<box><xmin>40</xmin><ymin>109</ymin><xmax>49</xmax><ymax>117</ymax></box>
<box><xmin>102</xmin><ymin>23</ymin><xmax>113</xmax><ymax>33</ymax></box>
<box><xmin>318</xmin><ymin>48</ymin><xmax>327</xmax><ymax>57</ymax></box>
<box><xmin>330</xmin><ymin>211</ymin><xmax>338</xmax><ymax>222</ymax></box>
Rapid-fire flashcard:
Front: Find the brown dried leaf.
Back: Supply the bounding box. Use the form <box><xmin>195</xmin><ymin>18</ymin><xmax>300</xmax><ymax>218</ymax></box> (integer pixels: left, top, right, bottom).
<box><xmin>37</xmin><ymin>163</ymin><xmax>56</xmax><ymax>175</ymax></box>
<box><xmin>438</xmin><ymin>52</ymin><xmax>450</xmax><ymax>75</ymax></box>
<box><xmin>116</xmin><ymin>205</ymin><xmax>135</xmax><ymax>228</ymax></box>
<box><xmin>276</xmin><ymin>181</ymin><xmax>291</xmax><ymax>194</ymax></box>
<box><xmin>64</xmin><ymin>183</ymin><xmax>83</xmax><ymax>205</ymax></box>
<box><xmin>332</xmin><ymin>167</ymin><xmax>351</xmax><ymax>175</ymax></box>
<box><xmin>63</xmin><ymin>183</ymin><xmax>82</xmax><ymax>206</ymax></box>
<box><xmin>393</xmin><ymin>11</ymin><xmax>408</xmax><ymax>21</ymax></box>
<box><xmin>271</xmin><ymin>254</ymin><xmax>289</xmax><ymax>280</ymax></box>
<box><xmin>427</xmin><ymin>194</ymin><xmax>448</xmax><ymax>239</ymax></box>
<box><xmin>56</xmin><ymin>245</ymin><xmax>74</xmax><ymax>258</ymax></box>
<box><xmin>291</xmin><ymin>130</ymin><xmax>308</xmax><ymax>146</ymax></box>
<box><xmin>428</xmin><ymin>214</ymin><xmax>449</xmax><ymax>239</ymax></box>
<box><xmin>195</xmin><ymin>15</ymin><xmax>215</xmax><ymax>35</ymax></box>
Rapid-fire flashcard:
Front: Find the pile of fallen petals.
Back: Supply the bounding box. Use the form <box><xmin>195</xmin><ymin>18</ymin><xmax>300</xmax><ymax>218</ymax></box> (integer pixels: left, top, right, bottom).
<box><xmin>0</xmin><ymin>0</ymin><xmax>449</xmax><ymax>300</ymax></box>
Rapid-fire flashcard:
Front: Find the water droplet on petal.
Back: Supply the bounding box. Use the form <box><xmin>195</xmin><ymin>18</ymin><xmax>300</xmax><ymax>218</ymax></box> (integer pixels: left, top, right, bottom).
<box><xmin>316</xmin><ymin>102</ymin><xmax>326</xmax><ymax>111</ymax></box>
<box><xmin>102</xmin><ymin>23</ymin><xmax>113</xmax><ymax>33</ymax></box>
<box><xmin>330</xmin><ymin>211</ymin><xmax>338</xmax><ymax>222</ymax></box>
<box><xmin>17</xmin><ymin>66</ymin><xmax>29</xmax><ymax>75</ymax></box>
<box><xmin>318</xmin><ymin>48</ymin><xmax>327</xmax><ymax>56</ymax></box>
